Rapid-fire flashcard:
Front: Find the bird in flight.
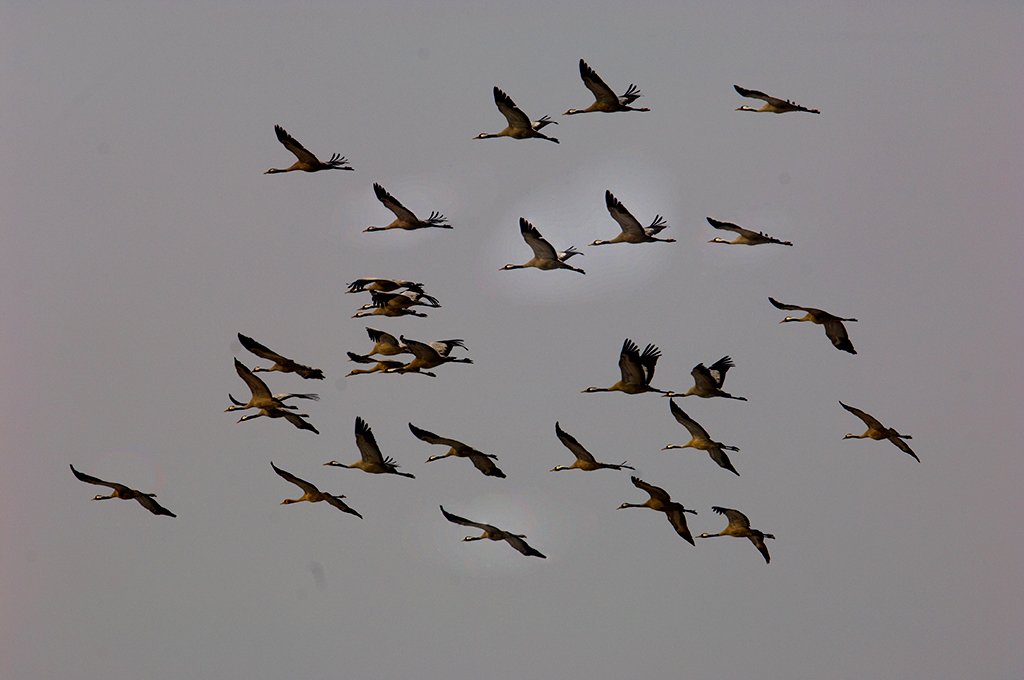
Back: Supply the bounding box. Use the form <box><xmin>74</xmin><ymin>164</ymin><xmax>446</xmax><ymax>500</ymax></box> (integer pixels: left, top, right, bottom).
<box><xmin>440</xmin><ymin>505</ymin><xmax>546</xmax><ymax>558</ymax></box>
<box><xmin>565</xmin><ymin>59</ymin><xmax>650</xmax><ymax>114</ymax></box>
<box><xmin>70</xmin><ymin>464</ymin><xmax>176</xmax><ymax>517</ymax></box>
<box><xmin>265</xmin><ymin>124</ymin><xmax>353</xmax><ymax>173</ymax></box>
<box><xmin>733</xmin><ymin>85</ymin><xmax>819</xmax><ymax>114</ymax></box>
<box><xmin>840</xmin><ymin>402</ymin><xmax>919</xmax><ymax>462</ymax></box>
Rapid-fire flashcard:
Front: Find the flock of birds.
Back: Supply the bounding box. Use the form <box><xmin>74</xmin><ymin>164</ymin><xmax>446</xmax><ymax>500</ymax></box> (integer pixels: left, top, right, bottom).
<box><xmin>71</xmin><ymin>59</ymin><xmax>920</xmax><ymax>565</ymax></box>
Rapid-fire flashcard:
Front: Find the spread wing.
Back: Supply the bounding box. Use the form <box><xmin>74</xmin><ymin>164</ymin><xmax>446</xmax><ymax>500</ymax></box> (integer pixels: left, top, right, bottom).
<box><xmin>665</xmin><ymin>504</ymin><xmax>695</xmax><ymax>545</ymax></box>
<box><xmin>373</xmin><ymin>183</ymin><xmax>418</xmax><ymax>223</ymax></box>
<box><xmin>70</xmin><ymin>464</ymin><xmax>131</xmax><ymax>494</ymax></box>
<box><xmin>839</xmin><ymin>402</ymin><xmax>885</xmax><ymax>431</ymax></box>
<box><xmin>347</xmin><ymin>279</ymin><xmax>424</xmax><ymax>294</ymax></box>
<box><xmin>707</xmin><ymin>217</ymin><xmax>753</xmax><ymax>236</ymax></box>
<box><xmin>708</xmin><ymin>446</ymin><xmax>740</xmax><ymax>476</ymax></box>
<box><xmin>408</xmin><ymin>423</ymin><xmax>464</xmax><ymax>450</ymax></box>
<box><xmin>134</xmin><ymin>494</ymin><xmax>177</xmax><ymax>517</ymax></box>
<box><xmin>768</xmin><ymin>297</ymin><xmax>808</xmax><ymax>313</ymax></box>
<box><xmin>271</xmin><ymin>461</ymin><xmax>320</xmax><ymax>495</ymax></box>
<box><xmin>366</xmin><ymin>327</ymin><xmax>402</xmax><ymax>349</ymax></box>
<box><xmin>889</xmin><ymin>436</ymin><xmax>920</xmax><ymax>462</ymax></box>
<box><xmin>439</xmin><ymin>505</ymin><xmax>493</xmax><ymax>532</ymax></box>
<box><xmin>274</xmin><ymin>125</ymin><xmax>320</xmax><ymax>164</ymax></box>
<box><xmin>617</xmin><ymin>338</ymin><xmax>646</xmax><ymax>386</ymax></box>
<box><xmin>822</xmin><ymin>318</ymin><xmax>856</xmax><ymax>354</ymax></box>
<box><xmin>712</xmin><ymin>506</ymin><xmax>752</xmax><ymax>531</ymax></box>
<box><xmin>468</xmin><ymin>453</ymin><xmax>506</xmax><ymax>478</ymax></box>
<box><xmin>519</xmin><ymin>218</ymin><xmax>558</xmax><ymax>261</ymax></box>
<box><xmin>643</xmin><ymin>215</ymin><xmax>669</xmax><ymax>236</ymax></box>
<box><xmin>733</xmin><ymin>85</ymin><xmax>784</xmax><ymax>107</ymax></box>
<box><xmin>347</xmin><ymin>351</ymin><xmax>378</xmax><ymax>365</ymax></box>
<box><xmin>324</xmin><ymin>495</ymin><xmax>363</xmax><ymax>518</ymax></box>
<box><xmin>354</xmin><ymin>417</ymin><xmax>385</xmax><ymax>463</ymax></box>
<box><xmin>400</xmin><ymin>335</ymin><xmax>443</xmax><ymax>362</ymax></box>
<box><xmin>631</xmin><ymin>476</ymin><xmax>671</xmax><ymax>504</ymax></box>
<box><xmin>555</xmin><ymin>422</ymin><xmax>597</xmax><ymax>464</ymax></box>
<box><xmin>493</xmin><ymin>87</ymin><xmax>532</xmax><ymax>130</ymax></box>
<box><xmin>748</xmin><ymin>533</ymin><xmax>772</xmax><ymax>563</ymax></box>
<box><xmin>706</xmin><ymin>356</ymin><xmax>735</xmax><ymax>387</ymax></box>
<box><xmin>238</xmin><ymin>333</ymin><xmax>322</xmax><ymax>379</ymax></box>
<box><xmin>237</xmin><ymin>333</ymin><xmax>286</xmax><ymax>364</ymax></box>
<box><xmin>503</xmin><ymin>534</ymin><xmax>546</xmax><ymax>558</ymax></box>
<box><xmin>429</xmin><ymin>339</ymin><xmax>466</xmax><ymax>357</ymax></box>
<box><xmin>579</xmin><ymin>59</ymin><xmax>617</xmax><ymax>105</ymax></box>
<box><xmin>668</xmin><ymin>399</ymin><xmax>710</xmax><ymax>440</ymax></box>
<box><xmin>234</xmin><ymin>358</ymin><xmax>271</xmax><ymax>400</ymax></box>
<box><xmin>605</xmin><ymin>191</ymin><xmax>645</xmax><ymax>237</ymax></box>
<box><xmin>637</xmin><ymin>344</ymin><xmax>661</xmax><ymax>384</ymax></box>
<box><xmin>690</xmin><ymin>363</ymin><xmax>718</xmax><ymax>392</ymax></box>
<box><xmin>281</xmin><ymin>411</ymin><xmax>319</xmax><ymax>434</ymax></box>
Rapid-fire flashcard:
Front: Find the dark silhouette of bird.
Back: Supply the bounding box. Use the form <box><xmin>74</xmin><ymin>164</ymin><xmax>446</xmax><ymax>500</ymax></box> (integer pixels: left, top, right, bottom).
<box><xmin>265</xmin><ymin>124</ymin><xmax>353</xmax><ymax>173</ymax></box>
<box><xmin>698</xmin><ymin>506</ymin><xmax>775</xmax><ymax>564</ymax></box>
<box><xmin>565</xmin><ymin>59</ymin><xmax>650</xmax><ymax>114</ymax></box>
<box><xmin>617</xmin><ymin>476</ymin><xmax>697</xmax><ymax>545</ymax></box>
<box><xmin>706</xmin><ymin>217</ymin><xmax>792</xmax><ymax>246</ymax></box>
<box><xmin>323</xmin><ymin>417</ymin><xmax>415</xmax><ymax>477</ymax></box>
<box><xmin>475</xmin><ymin>87</ymin><xmax>559</xmax><ymax>143</ymax></box>
<box><xmin>840</xmin><ymin>401</ymin><xmax>919</xmax><ymax>462</ymax></box>
<box><xmin>70</xmin><ymin>464</ymin><xmax>176</xmax><ymax>517</ymax></box>
<box><xmin>238</xmin><ymin>333</ymin><xmax>324</xmax><ymax>380</ymax></box>
<box><xmin>663</xmin><ymin>356</ymin><xmax>745</xmax><ymax>401</ymax></box>
<box><xmin>272</xmin><ymin>462</ymin><xmax>362</xmax><ymax>518</ymax></box>
<box><xmin>769</xmin><ymin>297</ymin><xmax>857</xmax><ymax>354</ymax></box>
<box><xmin>733</xmin><ymin>85</ymin><xmax>819</xmax><ymax>114</ymax></box>
<box><xmin>583</xmin><ymin>338</ymin><xmax>671</xmax><ymax>395</ymax></box>
<box><xmin>440</xmin><ymin>506</ymin><xmax>546</xmax><ymax>558</ymax></box>
<box><xmin>662</xmin><ymin>399</ymin><xmax>741</xmax><ymax>475</ymax></box>
<box><xmin>410</xmin><ymin>423</ymin><xmax>506</xmax><ymax>478</ymax></box>
<box><xmin>551</xmin><ymin>422</ymin><xmax>634</xmax><ymax>471</ymax></box>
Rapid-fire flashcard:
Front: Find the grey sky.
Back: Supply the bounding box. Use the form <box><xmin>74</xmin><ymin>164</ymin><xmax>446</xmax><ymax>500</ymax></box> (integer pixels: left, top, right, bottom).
<box><xmin>2</xmin><ymin>2</ymin><xmax>1021</xmax><ymax>679</ymax></box>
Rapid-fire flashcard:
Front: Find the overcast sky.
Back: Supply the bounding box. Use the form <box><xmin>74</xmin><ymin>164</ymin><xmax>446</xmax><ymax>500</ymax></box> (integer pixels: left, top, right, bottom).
<box><xmin>2</xmin><ymin>2</ymin><xmax>1022</xmax><ymax>679</ymax></box>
